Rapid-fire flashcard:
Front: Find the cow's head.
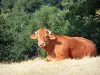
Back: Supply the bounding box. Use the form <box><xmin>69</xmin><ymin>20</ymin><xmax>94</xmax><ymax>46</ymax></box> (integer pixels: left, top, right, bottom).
<box><xmin>30</xmin><ymin>28</ymin><xmax>56</xmax><ymax>48</ymax></box>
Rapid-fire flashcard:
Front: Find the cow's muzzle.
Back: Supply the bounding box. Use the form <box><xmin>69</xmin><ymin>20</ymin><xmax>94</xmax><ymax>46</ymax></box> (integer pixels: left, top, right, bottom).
<box><xmin>38</xmin><ymin>41</ymin><xmax>46</xmax><ymax>47</ymax></box>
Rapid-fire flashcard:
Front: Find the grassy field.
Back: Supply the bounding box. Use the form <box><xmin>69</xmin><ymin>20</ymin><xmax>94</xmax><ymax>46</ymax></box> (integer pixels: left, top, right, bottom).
<box><xmin>0</xmin><ymin>56</ymin><xmax>100</xmax><ymax>75</ymax></box>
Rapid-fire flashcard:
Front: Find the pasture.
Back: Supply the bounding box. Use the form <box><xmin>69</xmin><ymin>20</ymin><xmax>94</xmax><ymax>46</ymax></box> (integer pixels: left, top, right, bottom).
<box><xmin>0</xmin><ymin>57</ymin><xmax>100</xmax><ymax>75</ymax></box>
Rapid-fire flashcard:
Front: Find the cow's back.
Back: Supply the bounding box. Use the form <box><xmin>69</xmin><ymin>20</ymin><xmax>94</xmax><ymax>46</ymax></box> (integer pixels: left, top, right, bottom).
<box><xmin>70</xmin><ymin>37</ymin><xmax>97</xmax><ymax>58</ymax></box>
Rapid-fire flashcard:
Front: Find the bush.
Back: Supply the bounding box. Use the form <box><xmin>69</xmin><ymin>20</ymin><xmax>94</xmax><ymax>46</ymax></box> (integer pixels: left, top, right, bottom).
<box><xmin>0</xmin><ymin>9</ymin><xmax>38</xmax><ymax>62</ymax></box>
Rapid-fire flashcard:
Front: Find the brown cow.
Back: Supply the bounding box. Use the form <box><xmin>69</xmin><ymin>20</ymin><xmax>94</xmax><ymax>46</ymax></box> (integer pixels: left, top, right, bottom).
<box><xmin>30</xmin><ymin>28</ymin><xmax>97</xmax><ymax>61</ymax></box>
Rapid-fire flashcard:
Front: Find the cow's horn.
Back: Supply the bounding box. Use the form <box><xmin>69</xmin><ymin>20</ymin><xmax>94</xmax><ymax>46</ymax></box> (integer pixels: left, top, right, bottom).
<box><xmin>48</xmin><ymin>30</ymin><xmax>51</xmax><ymax>34</ymax></box>
<box><xmin>35</xmin><ymin>31</ymin><xmax>38</xmax><ymax>34</ymax></box>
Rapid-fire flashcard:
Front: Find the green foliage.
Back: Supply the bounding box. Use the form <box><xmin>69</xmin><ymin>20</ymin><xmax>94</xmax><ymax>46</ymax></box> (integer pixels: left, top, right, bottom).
<box><xmin>31</xmin><ymin>5</ymin><xmax>69</xmax><ymax>34</ymax></box>
<box><xmin>31</xmin><ymin>6</ymin><xmax>58</xmax><ymax>28</ymax></box>
<box><xmin>43</xmin><ymin>0</ymin><xmax>62</xmax><ymax>7</ymax></box>
<box><xmin>0</xmin><ymin>0</ymin><xmax>44</xmax><ymax>62</ymax></box>
<box><xmin>14</xmin><ymin>0</ymin><xmax>43</xmax><ymax>12</ymax></box>
<box><xmin>0</xmin><ymin>0</ymin><xmax>100</xmax><ymax>62</ymax></box>
<box><xmin>1</xmin><ymin>0</ymin><xmax>17</xmax><ymax>13</ymax></box>
<box><xmin>37</xmin><ymin>47</ymin><xmax>47</xmax><ymax>58</ymax></box>
<box><xmin>0</xmin><ymin>9</ymin><xmax>37</xmax><ymax>62</ymax></box>
<box><xmin>62</xmin><ymin>0</ymin><xmax>96</xmax><ymax>16</ymax></box>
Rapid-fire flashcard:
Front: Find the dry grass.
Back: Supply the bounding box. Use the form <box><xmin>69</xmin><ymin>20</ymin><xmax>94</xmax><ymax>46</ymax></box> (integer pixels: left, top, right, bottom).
<box><xmin>0</xmin><ymin>56</ymin><xmax>100</xmax><ymax>75</ymax></box>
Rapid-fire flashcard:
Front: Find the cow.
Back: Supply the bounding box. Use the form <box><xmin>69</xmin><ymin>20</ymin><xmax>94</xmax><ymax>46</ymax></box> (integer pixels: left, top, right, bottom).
<box><xmin>30</xmin><ymin>28</ymin><xmax>97</xmax><ymax>61</ymax></box>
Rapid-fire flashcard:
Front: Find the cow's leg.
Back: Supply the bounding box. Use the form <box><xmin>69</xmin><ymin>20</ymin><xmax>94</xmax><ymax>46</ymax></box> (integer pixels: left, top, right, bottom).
<box><xmin>54</xmin><ymin>57</ymin><xmax>65</xmax><ymax>60</ymax></box>
<box><xmin>44</xmin><ymin>56</ymin><xmax>52</xmax><ymax>62</ymax></box>
<box><xmin>54</xmin><ymin>55</ymin><xmax>71</xmax><ymax>60</ymax></box>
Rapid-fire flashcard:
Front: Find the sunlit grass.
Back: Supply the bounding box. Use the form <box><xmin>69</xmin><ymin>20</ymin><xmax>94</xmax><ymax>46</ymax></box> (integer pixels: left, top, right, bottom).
<box><xmin>0</xmin><ymin>57</ymin><xmax>100</xmax><ymax>75</ymax></box>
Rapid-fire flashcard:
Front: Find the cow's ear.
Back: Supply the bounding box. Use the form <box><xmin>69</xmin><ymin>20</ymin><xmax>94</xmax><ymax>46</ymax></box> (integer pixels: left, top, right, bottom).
<box><xmin>49</xmin><ymin>34</ymin><xmax>56</xmax><ymax>40</ymax></box>
<box><xmin>30</xmin><ymin>34</ymin><xmax>37</xmax><ymax>39</ymax></box>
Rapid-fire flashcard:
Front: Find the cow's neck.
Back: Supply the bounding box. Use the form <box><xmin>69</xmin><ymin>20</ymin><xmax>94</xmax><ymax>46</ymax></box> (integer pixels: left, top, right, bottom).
<box><xmin>43</xmin><ymin>40</ymin><xmax>55</xmax><ymax>55</ymax></box>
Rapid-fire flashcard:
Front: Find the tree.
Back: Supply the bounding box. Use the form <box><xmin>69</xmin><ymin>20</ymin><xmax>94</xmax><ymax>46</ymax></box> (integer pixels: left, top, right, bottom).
<box><xmin>14</xmin><ymin>0</ymin><xmax>43</xmax><ymax>13</ymax></box>
<box><xmin>1</xmin><ymin>0</ymin><xmax>17</xmax><ymax>12</ymax></box>
<box><xmin>0</xmin><ymin>8</ymin><xmax>38</xmax><ymax>62</ymax></box>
